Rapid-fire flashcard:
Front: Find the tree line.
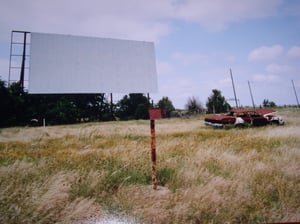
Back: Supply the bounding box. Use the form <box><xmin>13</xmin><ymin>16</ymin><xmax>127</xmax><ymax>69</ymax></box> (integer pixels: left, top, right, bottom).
<box><xmin>0</xmin><ymin>80</ymin><xmax>176</xmax><ymax>127</ymax></box>
<box><xmin>0</xmin><ymin>81</ymin><xmax>228</xmax><ymax>128</ymax></box>
<box><xmin>1</xmin><ymin>78</ymin><xmax>281</xmax><ymax>127</ymax></box>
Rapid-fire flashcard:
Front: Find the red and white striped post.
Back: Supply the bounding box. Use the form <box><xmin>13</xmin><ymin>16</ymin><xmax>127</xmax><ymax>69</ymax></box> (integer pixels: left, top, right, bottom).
<box><xmin>149</xmin><ymin>109</ymin><xmax>162</xmax><ymax>190</ymax></box>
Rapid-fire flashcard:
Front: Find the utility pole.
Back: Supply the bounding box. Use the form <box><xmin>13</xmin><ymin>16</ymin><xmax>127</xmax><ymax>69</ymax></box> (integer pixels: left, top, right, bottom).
<box><xmin>230</xmin><ymin>68</ymin><xmax>239</xmax><ymax>109</ymax></box>
<box><xmin>291</xmin><ymin>79</ymin><xmax>300</xmax><ymax>108</ymax></box>
<box><xmin>248</xmin><ymin>80</ymin><xmax>255</xmax><ymax>110</ymax></box>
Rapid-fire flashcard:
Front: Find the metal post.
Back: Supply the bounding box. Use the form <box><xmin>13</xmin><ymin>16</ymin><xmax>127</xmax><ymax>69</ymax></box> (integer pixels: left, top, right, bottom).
<box><xmin>150</xmin><ymin>119</ymin><xmax>157</xmax><ymax>190</ymax></box>
<box><xmin>147</xmin><ymin>93</ymin><xmax>153</xmax><ymax>107</ymax></box>
<box><xmin>110</xmin><ymin>93</ymin><xmax>113</xmax><ymax>116</ymax></box>
<box><xmin>230</xmin><ymin>68</ymin><xmax>239</xmax><ymax>109</ymax></box>
<box><xmin>147</xmin><ymin>93</ymin><xmax>150</xmax><ymax>102</ymax></box>
<box><xmin>248</xmin><ymin>80</ymin><xmax>255</xmax><ymax>110</ymax></box>
<box><xmin>291</xmin><ymin>80</ymin><xmax>300</xmax><ymax>108</ymax></box>
<box><xmin>20</xmin><ymin>32</ymin><xmax>27</xmax><ymax>92</ymax></box>
<box><xmin>8</xmin><ymin>31</ymin><xmax>13</xmax><ymax>86</ymax></box>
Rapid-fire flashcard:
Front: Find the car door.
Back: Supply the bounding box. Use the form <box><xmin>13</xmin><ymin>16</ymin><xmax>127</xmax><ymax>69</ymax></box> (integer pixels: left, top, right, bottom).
<box><xmin>250</xmin><ymin>111</ymin><xmax>268</xmax><ymax>126</ymax></box>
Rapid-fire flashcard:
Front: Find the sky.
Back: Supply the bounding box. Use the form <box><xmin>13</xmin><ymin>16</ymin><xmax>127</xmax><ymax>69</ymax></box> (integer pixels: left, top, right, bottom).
<box><xmin>0</xmin><ymin>0</ymin><xmax>300</xmax><ymax>109</ymax></box>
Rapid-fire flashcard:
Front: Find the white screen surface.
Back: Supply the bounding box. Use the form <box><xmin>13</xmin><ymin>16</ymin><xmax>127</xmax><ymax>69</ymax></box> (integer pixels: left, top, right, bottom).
<box><xmin>28</xmin><ymin>32</ymin><xmax>158</xmax><ymax>94</ymax></box>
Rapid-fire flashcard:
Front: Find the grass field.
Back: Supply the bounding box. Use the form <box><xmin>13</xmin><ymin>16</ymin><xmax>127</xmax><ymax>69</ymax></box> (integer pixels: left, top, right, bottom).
<box><xmin>0</xmin><ymin>109</ymin><xmax>300</xmax><ymax>223</ymax></box>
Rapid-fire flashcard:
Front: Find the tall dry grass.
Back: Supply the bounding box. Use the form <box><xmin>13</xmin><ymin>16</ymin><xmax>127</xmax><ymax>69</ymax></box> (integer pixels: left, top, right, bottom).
<box><xmin>0</xmin><ymin>109</ymin><xmax>299</xmax><ymax>223</ymax></box>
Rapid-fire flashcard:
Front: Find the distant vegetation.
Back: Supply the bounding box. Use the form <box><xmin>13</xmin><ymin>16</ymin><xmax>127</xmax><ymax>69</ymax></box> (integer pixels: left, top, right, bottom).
<box><xmin>0</xmin><ymin>80</ymin><xmax>176</xmax><ymax>127</ymax></box>
<box><xmin>206</xmin><ymin>89</ymin><xmax>231</xmax><ymax>113</ymax></box>
<box><xmin>185</xmin><ymin>96</ymin><xmax>205</xmax><ymax>114</ymax></box>
<box><xmin>1</xmin><ymin>79</ymin><xmax>298</xmax><ymax>127</ymax></box>
<box><xmin>262</xmin><ymin>99</ymin><xmax>277</xmax><ymax>108</ymax></box>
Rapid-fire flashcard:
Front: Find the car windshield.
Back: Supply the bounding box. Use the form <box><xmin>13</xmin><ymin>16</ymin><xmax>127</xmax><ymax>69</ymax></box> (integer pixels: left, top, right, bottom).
<box><xmin>248</xmin><ymin>111</ymin><xmax>260</xmax><ymax>117</ymax></box>
<box><xmin>227</xmin><ymin>111</ymin><xmax>237</xmax><ymax>116</ymax></box>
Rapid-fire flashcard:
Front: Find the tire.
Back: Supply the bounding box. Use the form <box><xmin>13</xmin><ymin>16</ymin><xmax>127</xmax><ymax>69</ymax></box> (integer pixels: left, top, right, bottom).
<box><xmin>235</xmin><ymin>123</ymin><xmax>245</xmax><ymax>128</ymax></box>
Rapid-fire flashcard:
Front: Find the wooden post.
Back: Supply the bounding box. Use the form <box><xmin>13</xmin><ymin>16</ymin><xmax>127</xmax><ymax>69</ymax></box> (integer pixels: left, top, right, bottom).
<box><xmin>149</xmin><ymin>108</ymin><xmax>162</xmax><ymax>190</ymax></box>
<box><xmin>150</xmin><ymin>119</ymin><xmax>157</xmax><ymax>190</ymax></box>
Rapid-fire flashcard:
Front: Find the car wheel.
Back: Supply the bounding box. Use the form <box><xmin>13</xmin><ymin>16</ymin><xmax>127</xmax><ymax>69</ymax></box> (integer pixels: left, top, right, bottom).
<box><xmin>271</xmin><ymin>120</ymin><xmax>279</xmax><ymax>125</ymax></box>
<box><xmin>235</xmin><ymin>123</ymin><xmax>244</xmax><ymax>128</ymax></box>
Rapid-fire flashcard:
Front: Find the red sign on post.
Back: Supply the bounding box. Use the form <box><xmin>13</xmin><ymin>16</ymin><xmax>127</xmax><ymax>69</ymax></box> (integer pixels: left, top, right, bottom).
<box><xmin>149</xmin><ymin>108</ymin><xmax>162</xmax><ymax>120</ymax></box>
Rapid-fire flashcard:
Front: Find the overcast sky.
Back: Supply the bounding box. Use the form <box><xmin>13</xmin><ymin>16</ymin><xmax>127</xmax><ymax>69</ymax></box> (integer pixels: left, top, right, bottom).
<box><xmin>1</xmin><ymin>0</ymin><xmax>300</xmax><ymax>108</ymax></box>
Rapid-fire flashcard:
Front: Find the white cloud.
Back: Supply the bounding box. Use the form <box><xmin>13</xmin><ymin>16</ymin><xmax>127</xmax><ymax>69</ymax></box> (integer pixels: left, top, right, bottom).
<box><xmin>248</xmin><ymin>45</ymin><xmax>283</xmax><ymax>61</ymax></box>
<box><xmin>171</xmin><ymin>52</ymin><xmax>208</xmax><ymax>66</ymax></box>
<box><xmin>265</xmin><ymin>63</ymin><xmax>291</xmax><ymax>74</ymax></box>
<box><xmin>293</xmin><ymin>80</ymin><xmax>300</xmax><ymax>88</ymax></box>
<box><xmin>287</xmin><ymin>46</ymin><xmax>300</xmax><ymax>57</ymax></box>
<box><xmin>175</xmin><ymin>0</ymin><xmax>282</xmax><ymax>31</ymax></box>
<box><xmin>157</xmin><ymin>61</ymin><xmax>174</xmax><ymax>75</ymax></box>
<box><xmin>0</xmin><ymin>0</ymin><xmax>284</xmax><ymax>43</ymax></box>
<box><xmin>0</xmin><ymin>0</ymin><xmax>175</xmax><ymax>42</ymax></box>
<box><xmin>217</xmin><ymin>77</ymin><xmax>231</xmax><ymax>87</ymax></box>
<box><xmin>225</xmin><ymin>55</ymin><xmax>237</xmax><ymax>63</ymax></box>
<box><xmin>157</xmin><ymin>77</ymin><xmax>201</xmax><ymax>108</ymax></box>
<box><xmin>252</xmin><ymin>73</ymin><xmax>279</xmax><ymax>82</ymax></box>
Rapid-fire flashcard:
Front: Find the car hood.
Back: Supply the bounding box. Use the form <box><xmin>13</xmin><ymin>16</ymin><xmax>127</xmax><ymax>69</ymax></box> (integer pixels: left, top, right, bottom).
<box><xmin>256</xmin><ymin>108</ymin><xmax>276</xmax><ymax>115</ymax></box>
<box><xmin>205</xmin><ymin>115</ymin><xmax>235</xmax><ymax>121</ymax></box>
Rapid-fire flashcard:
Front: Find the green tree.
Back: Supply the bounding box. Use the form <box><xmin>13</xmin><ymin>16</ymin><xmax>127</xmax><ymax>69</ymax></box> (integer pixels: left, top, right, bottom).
<box><xmin>135</xmin><ymin>103</ymin><xmax>149</xmax><ymax>119</ymax></box>
<box><xmin>0</xmin><ymin>79</ymin><xmax>115</xmax><ymax>126</ymax></box>
<box><xmin>116</xmin><ymin>93</ymin><xmax>150</xmax><ymax>120</ymax></box>
<box><xmin>67</xmin><ymin>94</ymin><xmax>111</xmax><ymax>121</ymax></box>
<box><xmin>25</xmin><ymin>94</ymin><xmax>111</xmax><ymax>124</ymax></box>
<box><xmin>8</xmin><ymin>81</ymin><xmax>27</xmax><ymax>125</ymax></box>
<box><xmin>0</xmin><ymin>80</ymin><xmax>14</xmax><ymax>127</ymax></box>
<box><xmin>46</xmin><ymin>97</ymin><xmax>79</xmax><ymax>124</ymax></box>
<box><xmin>206</xmin><ymin>89</ymin><xmax>231</xmax><ymax>114</ymax></box>
<box><xmin>157</xmin><ymin>96</ymin><xmax>175</xmax><ymax>117</ymax></box>
<box><xmin>185</xmin><ymin>96</ymin><xmax>204</xmax><ymax>114</ymax></box>
<box><xmin>0</xmin><ymin>79</ymin><xmax>114</xmax><ymax>126</ymax></box>
<box><xmin>262</xmin><ymin>99</ymin><xmax>277</xmax><ymax>108</ymax></box>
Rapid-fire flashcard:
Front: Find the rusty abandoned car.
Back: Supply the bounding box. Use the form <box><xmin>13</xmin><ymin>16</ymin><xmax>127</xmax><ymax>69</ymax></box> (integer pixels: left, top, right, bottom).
<box><xmin>204</xmin><ymin>108</ymin><xmax>284</xmax><ymax>128</ymax></box>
